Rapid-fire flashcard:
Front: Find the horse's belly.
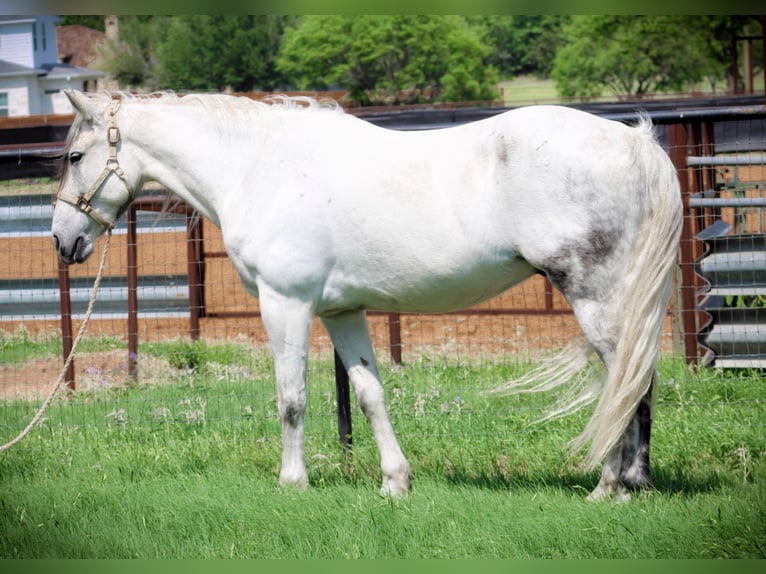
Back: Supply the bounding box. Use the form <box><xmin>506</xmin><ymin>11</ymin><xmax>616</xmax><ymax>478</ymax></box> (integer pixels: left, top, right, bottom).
<box><xmin>317</xmin><ymin>256</ymin><xmax>537</xmax><ymax>316</ymax></box>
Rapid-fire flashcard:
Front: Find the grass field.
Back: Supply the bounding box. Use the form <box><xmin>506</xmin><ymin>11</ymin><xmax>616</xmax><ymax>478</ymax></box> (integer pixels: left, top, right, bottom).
<box><xmin>498</xmin><ymin>75</ymin><xmax>766</xmax><ymax>107</ymax></box>
<box><xmin>500</xmin><ymin>76</ymin><xmax>564</xmax><ymax>105</ymax></box>
<box><xmin>0</xmin><ymin>340</ymin><xmax>764</xmax><ymax>558</ymax></box>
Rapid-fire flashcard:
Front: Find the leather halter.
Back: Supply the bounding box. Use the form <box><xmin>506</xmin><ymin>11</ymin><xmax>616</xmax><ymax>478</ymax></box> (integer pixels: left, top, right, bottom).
<box><xmin>56</xmin><ymin>98</ymin><xmax>135</xmax><ymax>231</ymax></box>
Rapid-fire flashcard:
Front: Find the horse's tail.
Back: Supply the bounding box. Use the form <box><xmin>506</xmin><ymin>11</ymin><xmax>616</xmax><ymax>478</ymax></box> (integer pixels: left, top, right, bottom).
<box><xmin>488</xmin><ymin>117</ymin><xmax>683</xmax><ymax>470</ymax></box>
<box><xmin>571</xmin><ymin>117</ymin><xmax>683</xmax><ymax>469</ymax></box>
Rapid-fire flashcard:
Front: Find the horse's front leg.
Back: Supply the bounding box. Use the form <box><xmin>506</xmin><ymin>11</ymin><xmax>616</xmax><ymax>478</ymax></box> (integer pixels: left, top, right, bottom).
<box><xmin>258</xmin><ymin>285</ymin><xmax>314</xmax><ymax>489</ymax></box>
<box><xmin>322</xmin><ymin>311</ymin><xmax>411</xmax><ymax>496</ymax></box>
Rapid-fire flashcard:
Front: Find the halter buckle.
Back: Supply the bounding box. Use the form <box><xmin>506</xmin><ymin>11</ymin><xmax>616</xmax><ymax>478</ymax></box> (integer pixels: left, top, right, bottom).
<box><xmin>76</xmin><ymin>196</ymin><xmax>91</xmax><ymax>212</ymax></box>
<box><xmin>108</xmin><ymin>126</ymin><xmax>120</xmax><ymax>145</ymax></box>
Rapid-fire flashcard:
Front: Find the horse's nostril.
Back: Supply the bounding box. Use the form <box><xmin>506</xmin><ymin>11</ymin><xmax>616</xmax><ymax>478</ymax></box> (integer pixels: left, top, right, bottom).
<box><xmin>72</xmin><ymin>236</ymin><xmax>82</xmax><ymax>257</ymax></box>
<box><xmin>52</xmin><ymin>234</ymin><xmax>60</xmax><ymax>251</ymax></box>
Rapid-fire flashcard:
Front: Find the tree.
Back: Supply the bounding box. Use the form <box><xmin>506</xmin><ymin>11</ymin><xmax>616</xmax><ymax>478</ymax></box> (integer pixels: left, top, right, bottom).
<box><xmin>95</xmin><ymin>16</ymin><xmax>171</xmax><ymax>90</ymax></box>
<box><xmin>277</xmin><ymin>15</ymin><xmax>499</xmax><ymax>105</ymax></box>
<box><xmin>155</xmin><ymin>15</ymin><xmax>296</xmax><ymax>92</ymax></box>
<box><xmin>695</xmin><ymin>16</ymin><xmax>764</xmax><ymax>93</ymax></box>
<box><xmin>471</xmin><ymin>15</ymin><xmax>570</xmax><ymax>78</ymax></box>
<box><xmin>551</xmin><ymin>16</ymin><xmax>727</xmax><ymax>99</ymax></box>
<box><xmin>58</xmin><ymin>15</ymin><xmax>105</xmax><ymax>31</ymax></box>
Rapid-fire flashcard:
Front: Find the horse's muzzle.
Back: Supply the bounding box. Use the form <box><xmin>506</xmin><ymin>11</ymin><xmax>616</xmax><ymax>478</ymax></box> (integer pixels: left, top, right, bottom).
<box><xmin>53</xmin><ymin>233</ymin><xmax>93</xmax><ymax>264</ymax></box>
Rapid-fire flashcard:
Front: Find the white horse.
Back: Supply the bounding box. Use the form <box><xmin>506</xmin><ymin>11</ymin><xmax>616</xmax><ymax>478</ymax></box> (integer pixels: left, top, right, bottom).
<box><xmin>51</xmin><ymin>91</ymin><xmax>682</xmax><ymax>500</ymax></box>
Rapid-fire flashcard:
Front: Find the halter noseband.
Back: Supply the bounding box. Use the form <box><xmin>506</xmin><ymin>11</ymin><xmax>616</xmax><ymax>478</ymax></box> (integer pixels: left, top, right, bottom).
<box><xmin>56</xmin><ymin>98</ymin><xmax>135</xmax><ymax>231</ymax></box>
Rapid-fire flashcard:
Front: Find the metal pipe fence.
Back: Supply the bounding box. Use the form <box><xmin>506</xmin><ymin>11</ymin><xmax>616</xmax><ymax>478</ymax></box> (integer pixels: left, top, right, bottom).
<box><xmin>1</xmin><ymin>100</ymin><xmax>765</xmax><ymax>444</ymax></box>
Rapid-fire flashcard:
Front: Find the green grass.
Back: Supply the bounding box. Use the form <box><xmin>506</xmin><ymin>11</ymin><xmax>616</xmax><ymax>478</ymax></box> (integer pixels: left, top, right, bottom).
<box><xmin>0</xmin><ymin>328</ymin><xmax>126</xmax><ymax>365</ymax></box>
<box><xmin>0</xmin><ymin>177</ymin><xmax>56</xmax><ymax>196</ymax></box>
<box><xmin>500</xmin><ymin>76</ymin><xmax>564</xmax><ymax>105</ymax></box>
<box><xmin>0</xmin><ymin>351</ymin><xmax>764</xmax><ymax>558</ymax></box>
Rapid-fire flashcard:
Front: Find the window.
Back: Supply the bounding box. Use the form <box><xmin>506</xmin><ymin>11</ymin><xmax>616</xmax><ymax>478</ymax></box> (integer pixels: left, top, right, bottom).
<box><xmin>0</xmin><ymin>93</ymin><xmax>8</xmax><ymax>117</ymax></box>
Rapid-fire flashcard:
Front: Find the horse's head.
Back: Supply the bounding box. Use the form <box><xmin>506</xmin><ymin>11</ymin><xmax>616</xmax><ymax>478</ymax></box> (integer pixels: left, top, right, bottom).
<box><xmin>52</xmin><ymin>90</ymin><xmax>139</xmax><ymax>264</ymax></box>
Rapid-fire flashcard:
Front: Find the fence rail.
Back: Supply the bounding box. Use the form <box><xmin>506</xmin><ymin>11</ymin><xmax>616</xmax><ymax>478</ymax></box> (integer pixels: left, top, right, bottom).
<box><xmin>2</xmin><ymin>99</ymin><xmax>766</xmax><ymax>445</ymax></box>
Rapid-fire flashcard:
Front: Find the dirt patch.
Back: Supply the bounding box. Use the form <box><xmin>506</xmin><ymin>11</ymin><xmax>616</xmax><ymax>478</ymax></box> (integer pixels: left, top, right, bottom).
<box><xmin>0</xmin><ymin>349</ymin><xmax>180</xmax><ymax>401</ymax></box>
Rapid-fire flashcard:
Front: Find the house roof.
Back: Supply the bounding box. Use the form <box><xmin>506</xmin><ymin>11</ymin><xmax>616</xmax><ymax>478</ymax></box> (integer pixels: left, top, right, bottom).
<box><xmin>57</xmin><ymin>25</ymin><xmax>106</xmax><ymax>68</ymax></box>
<box><xmin>0</xmin><ymin>59</ymin><xmax>105</xmax><ymax>81</ymax></box>
<box><xmin>0</xmin><ymin>16</ymin><xmax>37</xmax><ymax>24</ymax></box>
<box><xmin>38</xmin><ymin>62</ymin><xmax>106</xmax><ymax>81</ymax></box>
<box><xmin>0</xmin><ymin>59</ymin><xmax>42</xmax><ymax>78</ymax></box>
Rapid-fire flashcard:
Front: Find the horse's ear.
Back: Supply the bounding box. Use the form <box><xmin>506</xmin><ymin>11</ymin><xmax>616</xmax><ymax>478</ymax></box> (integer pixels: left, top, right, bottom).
<box><xmin>65</xmin><ymin>90</ymin><xmax>95</xmax><ymax>122</ymax></box>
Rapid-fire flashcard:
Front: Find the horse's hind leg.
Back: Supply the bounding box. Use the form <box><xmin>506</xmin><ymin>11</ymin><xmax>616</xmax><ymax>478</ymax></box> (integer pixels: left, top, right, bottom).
<box><xmin>565</xmin><ymin>298</ymin><xmax>625</xmax><ymax>500</ymax></box>
<box><xmin>567</xmin><ymin>297</ymin><xmax>654</xmax><ymax>501</ymax></box>
<box><xmin>618</xmin><ymin>374</ymin><xmax>655</xmax><ymax>491</ymax></box>
<box><xmin>321</xmin><ymin>311</ymin><xmax>411</xmax><ymax>496</ymax></box>
<box><xmin>588</xmin><ymin>383</ymin><xmax>654</xmax><ymax>501</ymax></box>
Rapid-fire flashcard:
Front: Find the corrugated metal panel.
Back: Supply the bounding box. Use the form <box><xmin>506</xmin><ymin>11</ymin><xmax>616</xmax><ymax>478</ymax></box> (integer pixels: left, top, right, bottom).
<box><xmin>696</xmin><ymin>219</ymin><xmax>766</xmax><ymax>368</ymax></box>
<box><xmin>0</xmin><ymin>192</ymin><xmax>187</xmax><ymax>237</ymax></box>
<box><xmin>0</xmin><ymin>275</ymin><xmax>191</xmax><ymax>320</ymax></box>
<box><xmin>0</xmin><ymin>193</ymin><xmax>191</xmax><ymax>319</ymax></box>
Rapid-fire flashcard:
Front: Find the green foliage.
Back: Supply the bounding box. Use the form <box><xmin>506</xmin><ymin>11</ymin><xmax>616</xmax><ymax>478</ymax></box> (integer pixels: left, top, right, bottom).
<box><xmin>724</xmin><ymin>294</ymin><xmax>766</xmax><ymax>308</ymax></box>
<box><xmin>141</xmin><ymin>338</ymin><xmax>255</xmax><ymax>373</ymax></box>
<box><xmin>0</xmin><ymin>328</ymin><xmax>123</xmax><ymax>365</ymax></box>
<box><xmin>96</xmin><ymin>16</ymin><xmax>171</xmax><ymax>90</ymax></box>
<box><xmin>155</xmin><ymin>15</ymin><xmax>296</xmax><ymax>92</ymax></box>
<box><xmin>470</xmin><ymin>15</ymin><xmax>570</xmax><ymax>78</ymax></box>
<box><xmin>0</xmin><ymin>326</ymin><xmax>57</xmax><ymax>364</ymax></box>
<box><xmin>67</xmin><ymin>15</ymin><xmax>762</xmax><ymax>103</ymax></box>
<box><xmin>277</xmin><ymin>16</ymin><xmax>499</xmax><ymax>105</ymax></box>
<box><xmin>700</xmin><ymin>15</ymin><xmax>764</xmax><ymax>92</ymax></box>
<box><xmin>57</xmin><ymin>15</ymin><xmax>105</xmax><ymax>32</ymax></box>
<box><xmin>552</xmin><ymin>16</ymin><xmax>731</xmax><ymax>99</ymax></box>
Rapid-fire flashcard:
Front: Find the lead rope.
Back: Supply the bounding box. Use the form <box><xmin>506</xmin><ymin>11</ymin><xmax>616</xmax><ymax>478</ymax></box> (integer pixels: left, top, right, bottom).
<box><xmin>0</xmin><ymin>231</ymin><xmax>112</xmax><ymax>453</ymax></box>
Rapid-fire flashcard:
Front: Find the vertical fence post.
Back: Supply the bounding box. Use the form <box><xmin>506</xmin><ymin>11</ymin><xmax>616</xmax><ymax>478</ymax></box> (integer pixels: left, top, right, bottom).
<box><xmin>543</xmin><ymin>277</ymin><xmax>554</xmax><ymax>312</ymax></box>
<box><xmin>387</xmin><ymin>312</ymin><xmax>402</xmax><ymax>365</ymax></box>
<box><xmin>701</xmin><ymin>121</ymin><xmax>718</xmax><ymax>230</ymax></box>
<box><xmin>57</xmin><ymin>260</ymin><xmax>75</xmax><ymax>390</ymax></box>
<box><xmin>186</xmin><ymin>211</ymin><xmax>203</xmax><ymax>340</ymax></box>
<box><xmin>763</xmin><ymin>16</ymin><xmax>766</xmax><ymax>103</ymax></box>
<box><xmin>334</xmin><ymin>349</ymin><xmax>352</xmax><ymax>449</ymax></box>
<box><xmin>127</xmin><ymin>204</ymin><xmax>139</xmax><ymax>380</ymax></box>
<box><xmin>669</xmin><ymin>122</ymin><xmax>700</xmax><ymax>367</ymax></box>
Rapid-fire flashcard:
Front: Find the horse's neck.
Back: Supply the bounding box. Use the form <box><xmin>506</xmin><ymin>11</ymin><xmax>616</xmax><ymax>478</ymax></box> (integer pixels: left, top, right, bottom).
<box><xmin>128</xmin><ymin>103</ymin><xmax>245</xmax><ymax>227</ymax></box>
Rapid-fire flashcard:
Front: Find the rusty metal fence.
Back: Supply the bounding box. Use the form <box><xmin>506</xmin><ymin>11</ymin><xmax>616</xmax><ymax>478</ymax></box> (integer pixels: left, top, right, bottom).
<box><xmin>1</xmin><ymin>100</ymin><xmax>765</xmax><ymax>439</ymax></box>
<box><xmin>663</xmin><ymin>109</ymin><xmax>766</xmax><ymax>368</ymax></box>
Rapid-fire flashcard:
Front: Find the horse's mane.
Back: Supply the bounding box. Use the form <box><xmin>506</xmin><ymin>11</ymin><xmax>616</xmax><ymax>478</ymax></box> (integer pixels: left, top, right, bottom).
<box><xmin>102</xmin><ymin>90</ymin><xmax>342</xmax><ymax>117</ymax></box>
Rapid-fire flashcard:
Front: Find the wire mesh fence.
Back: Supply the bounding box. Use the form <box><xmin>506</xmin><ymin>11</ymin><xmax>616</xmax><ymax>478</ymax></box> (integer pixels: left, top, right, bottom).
<box><xmin>0</xmin><ymin>103</ymin><xmax>764</xmax><ymax>453</ymax></box>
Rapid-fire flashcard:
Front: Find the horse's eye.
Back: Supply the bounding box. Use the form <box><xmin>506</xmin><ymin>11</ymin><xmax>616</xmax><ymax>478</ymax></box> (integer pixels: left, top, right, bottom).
<box><xmin>69</xmin><ymin>152</ymin><xmax>83</xmax><ymax>164</ymax></box>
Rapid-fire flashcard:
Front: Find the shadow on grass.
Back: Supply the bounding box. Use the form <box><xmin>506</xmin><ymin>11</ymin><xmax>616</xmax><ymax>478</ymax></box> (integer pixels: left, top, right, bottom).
<box><xmin>304</xmin><ymin>444</ymin><xmax>739</xmax><ymax>498</ymax></box>
<box><xmin>434</xmin><ymin>464</ymin><xmax>734</xmax><ymax>497</ymax></box>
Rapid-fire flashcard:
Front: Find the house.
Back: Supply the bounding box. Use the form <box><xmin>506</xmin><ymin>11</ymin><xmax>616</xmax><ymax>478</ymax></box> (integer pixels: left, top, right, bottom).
<box><xmin>0</xmin><ymin>15</ymin><xmax>105</xmax><ymax>117</ymax></box>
